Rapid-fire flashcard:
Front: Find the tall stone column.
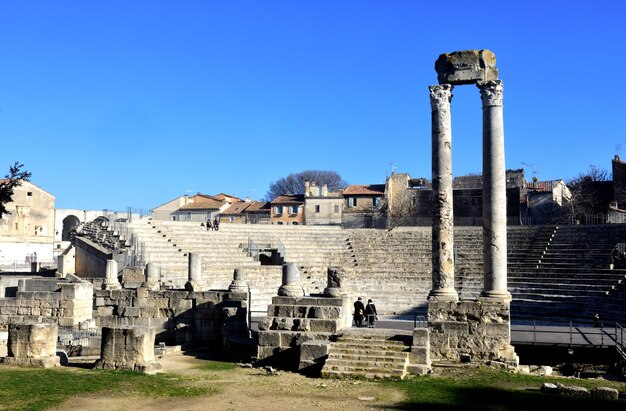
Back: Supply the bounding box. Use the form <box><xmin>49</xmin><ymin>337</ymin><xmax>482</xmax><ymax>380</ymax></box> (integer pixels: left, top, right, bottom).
<box><xmin>428</xmin><ymin>84</ymin><xmax>458</xmax><ymax>301</ymax></box>
<box><xmin>478</xmin><ymin>80</ymin><xmax>511</xmax><ymax>301</ymax></box>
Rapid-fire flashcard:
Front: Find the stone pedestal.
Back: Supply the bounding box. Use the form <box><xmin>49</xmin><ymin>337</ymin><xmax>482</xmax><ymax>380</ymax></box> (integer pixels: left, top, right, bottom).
<box><xmin>93</xmin><ymin>326</ymin><xmax>162</xmax><ymax>374</ymax></box>
<box><xmin>323</xmin><ymin>266</ymin><xmax>346</xmax><ymax>297</ymax></box>
<box><xmin>1</xmin><ymin>323</ymin><xmax>60</xmax><ymax>368</ymax></box>
<box><xmin>408</xmin><ymin>327</ymin><xmax>431</xmax><ymax>375</ymax></box>
<box><xmin>228</xmin><ymin>268</ymin><xmax>249</xmax><ymax>293</ymax></box>
<box><xmin>277</xmin><ymin>263</ymin><xmax>304</xmax><ymax>297</ymax></box>
<box><xmin>142</xmin><ymin>262</ymin><xmax>160</xmax><ymax>291</ymax></box>
<box><xmin>185</xmin><ymin>253</ymin><xmax>206</xmax><ymax>291</ymax></box>
<box><xmin>103</xmin><ymin>259</ymin><xmax>121</xmax><ymax>290</ymax></box>
<box><xmin>257</xmin><ymin>296</ymin><xmax>347</xmax><ymax>370</ymax></box>
<box><xmin>427</xmin><ymin>299</ymin><xmax>518</xmax><ymax>367</ymax></box>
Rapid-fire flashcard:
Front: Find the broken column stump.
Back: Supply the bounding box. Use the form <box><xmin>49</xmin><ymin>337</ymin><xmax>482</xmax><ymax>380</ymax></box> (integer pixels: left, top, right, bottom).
<box><xmin>93</xmin><ymin>326</ymin><xmax>162</xmax><ymax>374</ymax></box>
<box><xmin>1</xmin><ymin>323</ymin><xmax>60</xmax><ymax>368</ymax></box>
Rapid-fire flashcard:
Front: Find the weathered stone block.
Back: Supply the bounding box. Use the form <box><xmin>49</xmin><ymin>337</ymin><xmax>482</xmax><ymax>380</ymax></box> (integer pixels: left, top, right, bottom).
<box><xmin>410</xmin><ymin>346</ymin><xmax>430</xmax><ymax>364</ymax></box>
<box><xmin>435</xmin><ymin>49</ymin><xmax>498</xmax><ymax>85</ymax></box>
<box><xmin>591</xmin><ymin>387</ymin><xmax>619</xmax><ymax>400</ymax></box>
<box><xmin>7</xmin><ymin>323</ymin><xmax>58</xmax><ymax>360</ymax></box>
<box><xmin>413</xmin><ymin>328</ymin><xmax>430</xmax><ymax>346</ymax></box>
<box><xmin>308</xmin><ymin>319</ymin><xmax>338</xmax><ymax>333</ymax></box>
<box><xmin>258</xmin><ymin>331</ymin><xmax>281</xmax><ymax>347</ymax></box>
<box><xmin>271</xmin><ymin>296</ymin><xmax>297</xmax><ymax>305</ymax></box>
<box><xmin>298</xmin><ymin>340</ymin><xmax>330</xmax><ymax>371</ymax></box>
<box><xmin>94</xmin><ymin>326</ymin><xmax>161</xmax><ymax>374</ymax></box>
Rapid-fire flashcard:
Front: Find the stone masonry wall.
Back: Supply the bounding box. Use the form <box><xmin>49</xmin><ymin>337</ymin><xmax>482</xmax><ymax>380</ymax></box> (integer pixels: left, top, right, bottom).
<box><xmin>93</xmin><ymin>288</ymin><xmax>248</xmax><ymax>348</ymax></box>
<box><xmin>428</xmin><ymin>300</ymin><xmax>518</xmax><ymax>366</ymax></box>
<box><xmin>0</xmin><ymin>280</ymin><xmax>93</xmax><ymax>327</ymax></box>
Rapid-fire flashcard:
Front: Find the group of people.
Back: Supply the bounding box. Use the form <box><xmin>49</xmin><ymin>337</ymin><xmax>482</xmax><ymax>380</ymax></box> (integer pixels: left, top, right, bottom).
<box><xmin>353</xmin><ymin>297</ymin><xmax>378</xmax><ymax>328</ymax></box>
<box><xmin>205</xmin><ymin>217</ymin><xmax>220</xmax><ymax>231</ymax></box>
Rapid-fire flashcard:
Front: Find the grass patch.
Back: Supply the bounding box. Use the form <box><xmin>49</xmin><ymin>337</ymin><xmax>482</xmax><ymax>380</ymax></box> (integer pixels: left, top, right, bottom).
<box><xmin>193</xmin><ymin>360</ymin><xmax>238</xmax><ymax>372</ymax></box>
<box><xmin>0</xmin><ymin>366</ymin><xmax>215</xmax><ymax>411</ymax></box>
<box><xmin>386</xmin><ymin>367</ymin><xmax>625</xmax><ymax>410</ymax></box>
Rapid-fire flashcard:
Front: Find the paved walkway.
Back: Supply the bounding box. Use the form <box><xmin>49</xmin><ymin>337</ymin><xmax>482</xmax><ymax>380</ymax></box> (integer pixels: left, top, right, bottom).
<box><xmin>251</xmin><ymin>316</ymin><xmax>623</xmax><ymax>348</ymax></box>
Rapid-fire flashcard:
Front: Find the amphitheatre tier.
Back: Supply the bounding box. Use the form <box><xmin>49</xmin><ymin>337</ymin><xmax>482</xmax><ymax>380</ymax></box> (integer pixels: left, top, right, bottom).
<box><xmin>79</xmin><ymin>220</ymin><xmax>626</xmax><ymax>324</ymax></box>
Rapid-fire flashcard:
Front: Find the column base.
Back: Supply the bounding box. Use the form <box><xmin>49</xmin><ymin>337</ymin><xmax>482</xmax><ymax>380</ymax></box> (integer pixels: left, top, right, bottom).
<box><xmin>428</xmin><ymin>289</ymin><xmax>458</xmax><ymax>302</ymax></box>
<box><xmin>479</xmin><ymin>290</ymin><xmax>512</xmax><ymax>303</ymax></box>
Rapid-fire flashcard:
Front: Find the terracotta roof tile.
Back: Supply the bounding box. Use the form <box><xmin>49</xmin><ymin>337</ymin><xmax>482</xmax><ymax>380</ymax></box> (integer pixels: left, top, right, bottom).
<box><xmin>179</xmin><ymin>198</ymin><xmax>224</xmax><ymax>210</ymax></box>
<box><xmin>245</xmin><ymin>201</ymin><xmax>271</xmax><ymax>212</ymax></box>
<box><xmin>221</xmin><ymin>202</ymin><xmax>251</xmax><ymax>215</ymax></box>
<box><xmin>342</xmin><ymin>184</ymin><xmax>385</xmax><ymax>196</ymax></box>
<box><xmin>271</xmin><ymin>194</ymin><xmax>305</xmax><ymax>204</ymax></box>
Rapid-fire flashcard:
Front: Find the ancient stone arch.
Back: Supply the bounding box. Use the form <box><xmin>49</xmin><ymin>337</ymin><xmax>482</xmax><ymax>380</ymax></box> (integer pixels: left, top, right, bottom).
<box><xmin>61</xmin><ymin>215</ymin><xmax>80</xmax><ymax>241</ymax></box>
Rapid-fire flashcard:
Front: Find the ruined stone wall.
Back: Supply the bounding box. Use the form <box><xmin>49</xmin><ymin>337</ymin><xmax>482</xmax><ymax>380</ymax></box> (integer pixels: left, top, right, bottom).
<box><xmin>0</xmin><ymin>280</ymin><xmax>93</xmax><ymax>327</ymax></box>
<box><xmin>428</xmin><ymin>300</ymin><xmax>518</xmax><ymax>366</ymax></box>
<box><xmin>74</xmin><ymin>236</ymin><xmax>112</xmax><ymax>278</ymax></box>
<box><xmin>93</xmin><ymin>288</ymin><xmax>248</xmax><ymax>347</ymax></box>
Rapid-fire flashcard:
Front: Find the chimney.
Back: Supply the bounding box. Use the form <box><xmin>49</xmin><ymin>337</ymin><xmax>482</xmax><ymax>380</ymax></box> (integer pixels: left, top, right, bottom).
<box><xmin>322</xmin><ymin>184</ymin><xmax>328</xmax><ymax>197</ymax></box>
<box><xmin>304</xmin><ymin>181</ymin><xmax>310</xmax><ymax>197</ymax></box>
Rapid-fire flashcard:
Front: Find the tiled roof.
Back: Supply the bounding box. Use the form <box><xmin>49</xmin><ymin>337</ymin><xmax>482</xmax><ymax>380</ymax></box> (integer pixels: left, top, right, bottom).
<box><xmin>245</xmin><ymin>201</ymin><xmax>271</xmax><ymax>212</ymax></box>
<box><xmin>213</xmin><ymin>193</ymin><xmax>242</xmax><ymax>202</ymax></box>
<box><xmin>222</xmin><ymin>201</ymin><xmax>271</xmax><ymax>215</ymax></box>
<box><xmin>221</xmin><ymin>202</ymin><xmax>251</xmax><ymax>215</ymax></box>
<box><xmin>178</xmin><ymin>198</ymin><xmax>224</xmax><ymax>210</ymax></box>
<box><xmin>271</xmin><ymin>194</ymin><xmax>305</xmax><ymax>204</ymax></box>
<box><xmin>342</xmin><ymin>184</ymin><xmax>385</xmax><ymax>196</ymax></box>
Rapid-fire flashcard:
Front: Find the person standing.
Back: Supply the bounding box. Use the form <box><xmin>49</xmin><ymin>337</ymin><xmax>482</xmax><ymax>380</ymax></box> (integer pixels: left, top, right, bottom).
<box><xmin>353</xmin><ymin>297</ymin><xmax>365</xmax><ymax>327</ymax></box>
<box><xmin>213</xmin><ymin>217</ymin><xmax>220</xmax><ymax>231</ymax></box>
<box><xmin>206</xmin><ymin>218</ymin><xmax>212</xmax><ymax>231</ymax></box>
<box><xmin>365</xmin><ymin>298</ymin><xmax>378</xmax><ymax>328</ymax></box>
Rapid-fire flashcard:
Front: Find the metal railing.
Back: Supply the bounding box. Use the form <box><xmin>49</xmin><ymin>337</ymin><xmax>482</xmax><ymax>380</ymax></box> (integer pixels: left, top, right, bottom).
<box><xmin>57</xmin><ymin>326</ymin><xmax>102</xmax><ymax>349</ymax></box>
<box><xmin>520</xmin><ymin>320</ymin><xmax>623</xmax><ymax>349</ymax></box>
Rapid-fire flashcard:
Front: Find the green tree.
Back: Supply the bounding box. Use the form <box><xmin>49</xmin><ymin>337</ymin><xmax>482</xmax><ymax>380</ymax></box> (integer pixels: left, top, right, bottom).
<box><xmin>0</xmin><ymin>162</ymin><xmax>32</xmax><ymax>219</ymax></box>
<box><xmin>265</xmin><ymin>170</ymin><xmax>348</xmax><ymax>201</ymax></box>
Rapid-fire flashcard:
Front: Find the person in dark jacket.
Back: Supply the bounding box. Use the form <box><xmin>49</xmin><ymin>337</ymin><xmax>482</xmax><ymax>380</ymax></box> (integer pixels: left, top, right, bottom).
<box><xmin>365</xmin><ymin>298</ymin><xmax>378</xmax><ymax>328</ymax></box>
<box><xmin>353</xmin><ymin>297</ymin><xmax>365</xmax><ymax>327</ymax></box>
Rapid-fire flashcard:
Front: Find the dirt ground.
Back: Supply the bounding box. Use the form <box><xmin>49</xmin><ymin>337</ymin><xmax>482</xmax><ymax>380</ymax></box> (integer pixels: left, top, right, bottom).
<box><xmin>50</xmin><ymin>350</ymin><xmax>408</xmax><ymax>411</ymax></box>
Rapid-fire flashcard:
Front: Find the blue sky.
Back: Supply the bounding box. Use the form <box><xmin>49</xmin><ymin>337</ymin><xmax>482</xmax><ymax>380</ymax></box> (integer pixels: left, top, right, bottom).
<box><xmin>1</xmin><ymin>1</ymin><xmax>624</xmax><ymax>211</ymax></box>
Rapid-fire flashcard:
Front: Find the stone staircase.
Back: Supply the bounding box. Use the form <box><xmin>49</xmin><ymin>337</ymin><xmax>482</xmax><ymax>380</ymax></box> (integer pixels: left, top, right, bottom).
<box><xmin>322</xmin><ymin>328</ymin><xmax>413</xmax><ymax>379</ymax></box>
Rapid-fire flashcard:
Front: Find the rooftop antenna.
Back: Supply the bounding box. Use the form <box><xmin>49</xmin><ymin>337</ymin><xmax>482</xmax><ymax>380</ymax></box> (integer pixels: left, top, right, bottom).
<box><xmin>521</xmin><ymin>162</ymin><xmax>539</xmax><ymax>180</ymax></box>
<box><xmin>617</xmin><ymin>144</ymin><xmax>622</xmax><ymax>156</ymax></box>
<box><xmin>388</xmin><ymin>161</ymin><xmax>396</xmax><ymax>175</ymax></box>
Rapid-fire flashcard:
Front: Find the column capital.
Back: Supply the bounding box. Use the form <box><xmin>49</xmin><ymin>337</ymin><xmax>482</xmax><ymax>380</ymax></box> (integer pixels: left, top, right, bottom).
<box><xmin>429</xmin><ymin>84</ymin><xmax>453</xmax><ymax>112</ymax></box>
<box><xmin>477</xmin><ymin>79</ymin><xmax>503</xmax><ymax>107</ymax></box>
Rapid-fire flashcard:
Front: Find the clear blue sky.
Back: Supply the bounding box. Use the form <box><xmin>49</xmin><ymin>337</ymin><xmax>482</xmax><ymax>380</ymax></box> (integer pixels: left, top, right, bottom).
<box><xmin>1</xmin><ymin>1</ymin><xmax>624</xmax><ymax>211</ymax></box>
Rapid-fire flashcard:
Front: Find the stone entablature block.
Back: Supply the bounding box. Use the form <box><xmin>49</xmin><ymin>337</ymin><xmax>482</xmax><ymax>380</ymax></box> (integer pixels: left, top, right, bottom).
<box><xmin>435</xmin><ymin>49</ymin><xmax>498</xmax><ymax>85</ymax></box>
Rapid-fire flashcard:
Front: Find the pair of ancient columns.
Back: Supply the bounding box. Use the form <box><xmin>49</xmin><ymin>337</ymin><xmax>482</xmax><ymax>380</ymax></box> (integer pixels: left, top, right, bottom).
<box><xmin>429</xmin><ymin>79</ymin><xmax>510</xmax><ymax>302</ymax></box>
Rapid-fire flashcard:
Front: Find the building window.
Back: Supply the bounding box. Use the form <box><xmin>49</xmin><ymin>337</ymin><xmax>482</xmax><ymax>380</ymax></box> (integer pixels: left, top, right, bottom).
<box><xmin>315</xmin><ymin>205</ymin><xmax>320</xmax><ymax>213</ymax></box>
<box><xmin>373</xmin><ymin>197</ymin><xmax>381</xmax><ymax>207</ymax></box>
<box><xmin>274</xmin><ymin>205</ymin><xmax>283</xmax><ymax>214</ymax></box>
<box><xmin>292</xmin><ymin>221</ymin><xmax>299</xmax><ymax>225</ymax></box>
<box><xmin>187</xmin><ymin>212</ymin><xmax>192</xmax><ymax>221</ymax></box>
<box><xmin>27</xmin><ymin>192</ymin><xmax>32</xmax><ymax>197</ymax></box>
<box><xmin>348</xmin><ymin>197</ymin><xmax>357</xmax><ymax>207</ymax></box>
<box><xmin>290</xmin><ymin>205</ymin><xmax>299</xmax><ymax>214</ymax></box>
<box><xmin>229</xmin><ymin>216</ymin><xmax>235</xmax><ymax>222</ymax></box>
<box><xmin>277</xmin><ymin>221</ymin><xmax>283</xmax><ymax>225</ymax></box>
<box><xmin>334</xmin><ymin>204</ymin><xmax>340</xmax><ymax>213</ymax></box>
